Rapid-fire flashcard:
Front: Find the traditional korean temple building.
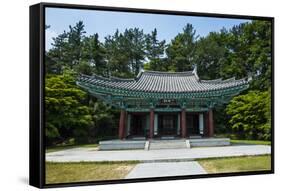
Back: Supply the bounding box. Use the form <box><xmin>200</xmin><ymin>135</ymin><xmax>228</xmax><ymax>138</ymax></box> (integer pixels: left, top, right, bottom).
<box><xmin>77</xmin><ymin>68</ymin><xmax>250</xmax><ymax>140</ymax></box>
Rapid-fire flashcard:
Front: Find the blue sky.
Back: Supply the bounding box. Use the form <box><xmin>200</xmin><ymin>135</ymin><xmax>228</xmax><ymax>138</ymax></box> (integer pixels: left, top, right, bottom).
<box><xmin>45</xmin><ymin>7</ymin><xmax>251</xmax><ymax>50</ymax></box>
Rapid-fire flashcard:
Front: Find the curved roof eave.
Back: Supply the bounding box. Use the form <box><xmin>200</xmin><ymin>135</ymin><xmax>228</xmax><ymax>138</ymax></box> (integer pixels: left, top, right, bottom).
<box><xmin>77</xmin><ymin>70</ymin><xmax>250</xmax><ymax>95</ymax></box>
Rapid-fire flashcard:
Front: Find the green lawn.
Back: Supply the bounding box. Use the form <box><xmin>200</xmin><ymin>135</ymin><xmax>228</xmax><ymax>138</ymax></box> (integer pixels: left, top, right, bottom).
<box><xmin>46</xmin><ymin>143</ymin><xmax>98</xmax><ymax>153</ymax></box>
<box><xmin>198</xmin><ymin>155</ymin><xmax>271</xmax><ymax>173</ymax></box>
<box><xmin>46</xmin><ymin>155</ymin><xmax>271</xmax><ymax>184</ymax></box>
<box><xmin>230</xmin><ymin>139</ymin><xmax>271</xmax><ymax>145</ymax></box>
<box><xmin>46</xmin><ymin>161</ymin><xmax>138</xmax><ymax>184</ymax></box>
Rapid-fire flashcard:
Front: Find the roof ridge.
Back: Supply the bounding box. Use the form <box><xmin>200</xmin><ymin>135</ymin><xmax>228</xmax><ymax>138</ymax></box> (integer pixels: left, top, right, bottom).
<box><xmin>142</xmin><ymin>70</ymin><xmax>194</xmax><ymax>76</ymax></box>
<box><xmin>144</xmin><ymin>70</ymin><xmax>193</xmax><ymax>74</ymax></box>
<box><xmin>80</xmin><ymin>70</ymin><xmax>196</xmax><ymax>81</ymax></box>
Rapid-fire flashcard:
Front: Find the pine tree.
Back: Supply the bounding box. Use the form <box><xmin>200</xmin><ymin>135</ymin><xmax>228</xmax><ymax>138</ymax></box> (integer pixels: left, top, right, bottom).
<box><xmin>144</xmin><ymin>28</ymin><xmax>166</xmax><ymax>71</ymax></box>
<box><xmin>82</xmin><ymin>33</ymin><xmax>107</xmax><ymax>75</ymax></box>
<box><xmin>67</xmin><ymin>21</ymin><xmax>86</xmax><ymax>68</ymax></box>
<box><xmin>166</xmin><ymin>24</ymin><xmax>198</xmax><ymax>72</ymax></box>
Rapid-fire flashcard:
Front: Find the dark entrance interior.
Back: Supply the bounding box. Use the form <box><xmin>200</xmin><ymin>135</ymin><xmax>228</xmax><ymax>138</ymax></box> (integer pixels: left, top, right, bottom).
<box><xmin>158</xmin><ymin>114</ymin><xmax>177</xmax><ymax>136</ymax></box>
<box><xmin>186</xmin><ymin>114</ymin><xmax>199</xmax><ymax>135</ymax></box>
<box><xmin>131</xmin><ymin>114</ymin><xmax>146</xmax><ymax>136</ymax></box>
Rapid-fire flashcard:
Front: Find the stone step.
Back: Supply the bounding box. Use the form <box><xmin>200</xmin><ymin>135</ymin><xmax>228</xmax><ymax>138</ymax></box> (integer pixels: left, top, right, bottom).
<box><xmin>189</xmin><ymin>135</ymin><xmax>202</xmax><ymax>139</ymax></box>
<box><xmin>149</xmin><ymin>140</ymin><xmax>188</xmax><ymax>150</ymax></box>
<box><xmin>131</xmin><ymin>136</ymin><xmax>146</xmax><ymax>140</ymax></box>
<box><xmin>160</xmin><ymin>136</ymin><xmax>176</xmax><ymax>140</ymax></box>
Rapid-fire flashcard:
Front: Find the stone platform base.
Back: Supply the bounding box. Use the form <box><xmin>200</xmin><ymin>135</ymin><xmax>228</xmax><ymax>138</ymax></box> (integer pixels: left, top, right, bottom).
<box><xmin>190</xmin><ymin>138</ymin><xmax>230</xmax><ymax>147</ymax></box>
<box><xmin>99</xmin><ymin>140</ymin><xmax>146</xmax><ymax>150</ymax></box>
<box><xmin>99</xmin><ymin>138</ymin><xmax>230</xmax><ymax>150</ymax></box>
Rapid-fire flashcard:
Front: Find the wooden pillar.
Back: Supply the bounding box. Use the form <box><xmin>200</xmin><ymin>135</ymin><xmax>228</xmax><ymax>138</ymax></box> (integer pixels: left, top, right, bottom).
<box><xmin>199</xmin><ymin>113</ymin><xmax>204</xmax><ymax>135</ymax></box>
<box><xmin>149</xmin><ymin>109</ymin><xmax>154</xmax><ymax>139</ymax></box>
<box><xmin>181</xmin><ymin>108</ymin><xmax>187</xmax><ymax>138</ymax></box>
<box><xmin>177</xmin><ymin>113</ymin><xmax>181</xmax><ymax>135</ymax></box>
<box><xmin>119</xmin><ymin>109</ymin><xmax>126</xmax><ymax>139</ymax></box>
<box><xmin>126</xmin><ymin>113</ymin><xmax>131</xmax><ymax>136</ymax></box>
<box><xmin>154</xmin><ymin>114</ymin><xmax>158</xmax><ymax>136</ymax></box>
<box><xmin>208</xmin><ymin>109</ymin><xmax>214</xmax><ymax>137</ymax></box>
<box><xmin>204</xmin><ymin>112</ymin><xmax>209</xmax><ymax>137</ymax></box>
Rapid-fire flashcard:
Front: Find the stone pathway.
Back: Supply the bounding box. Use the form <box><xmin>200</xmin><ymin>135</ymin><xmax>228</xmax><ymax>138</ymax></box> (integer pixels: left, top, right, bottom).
<box><xmin>125</xmin><ymin>161</ymin><xmax>207</xmax><ymax>179</ymax></box>
<box><xmin>46</xmin><ymin>145</ymin><xmax>271</xmax><ymax>162</ymax></box>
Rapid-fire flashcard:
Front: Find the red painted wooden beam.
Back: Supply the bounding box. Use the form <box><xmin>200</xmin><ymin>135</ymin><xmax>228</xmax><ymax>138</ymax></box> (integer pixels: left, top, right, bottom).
<box><xmin>118</xmin><ymin>109</ymin><xmax>126</xmax><ymax>139</ymax></box>
<box><xmin>204</xmin><ymin>112</ymin><xmax>209</xmax><ymax>137</ymax></box>
<box><xmin>149</xmin><ymin>109</ymin><xmax>154</xmax><ymax>139</ymax></box>
<box><xmin>181</xmin><ymin>108</ymin><xmax>187</xmax><ymax>138</ymax></box>
<box><xmin>208</xmin><ymin>109</ymin><xmax>214</xmax><ymax>137</ymax></box>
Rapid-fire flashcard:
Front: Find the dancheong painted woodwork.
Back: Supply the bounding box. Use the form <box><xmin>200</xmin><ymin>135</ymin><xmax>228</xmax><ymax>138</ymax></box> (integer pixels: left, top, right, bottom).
<box><xmin>76</xmin><ymin>67</ymin><xmax>250</xmax><ymax>139</ymax></box>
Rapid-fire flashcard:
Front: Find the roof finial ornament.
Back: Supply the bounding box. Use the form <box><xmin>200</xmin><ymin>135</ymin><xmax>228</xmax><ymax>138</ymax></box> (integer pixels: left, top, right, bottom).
<box><xmin>247</xmin><ymin>73</ymin><xmax>253</xmax><ymax>82</ymax></box>
<box><xmin>192</xmin><ymin>64</ymin><xmax>200</xmax><ymax>81</ymax></box>
<box><xmin>192</xmin><ymin>64</ymin><xmax>198</xmax><ymax>75</ymax></box>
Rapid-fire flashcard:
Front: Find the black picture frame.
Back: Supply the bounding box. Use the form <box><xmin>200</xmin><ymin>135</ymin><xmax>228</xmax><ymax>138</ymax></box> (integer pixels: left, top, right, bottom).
<box><xmin>30</xmin><ymin>2</ymin><xmax>274</xmax><ymax>188</ymax></box>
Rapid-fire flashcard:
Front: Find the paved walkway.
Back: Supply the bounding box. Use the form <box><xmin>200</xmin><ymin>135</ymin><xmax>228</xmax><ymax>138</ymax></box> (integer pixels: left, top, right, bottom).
<box><xmin>125</xmin><ymin>162</ymin><xmax>207</xmax><ymax>179</ymax></box>
<box><xmin>46</xmin><ymin>145</ymin><xmax>271</xmax><ymax>162</ymax></box>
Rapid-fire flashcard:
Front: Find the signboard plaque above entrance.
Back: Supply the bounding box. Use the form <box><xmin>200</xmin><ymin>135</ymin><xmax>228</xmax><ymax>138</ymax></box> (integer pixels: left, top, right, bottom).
<box><xmin>159</xmin><ymin>99</ymin><xmax>177</xmax><ymax>105</ymax></box>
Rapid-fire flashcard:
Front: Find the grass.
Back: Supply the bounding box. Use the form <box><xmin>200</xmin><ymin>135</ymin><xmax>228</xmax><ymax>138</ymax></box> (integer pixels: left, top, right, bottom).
<box><xmin>215</xmin><ymin>134</ymin><xmax>271</xmax><ymax>145</ymax></box>
<box><xmin>46</xmin><ymin>161</ymin><xmax>138</xmax><ymax>184</ymax></box>
<box><xmin>46</xmin><ymin>143</ymin><xmax>98</xmax><ymax>153</ymax></box>
<box><xmin>230</xmin><ymin>139</ymin><xmax>271</xmax><ymax>145</ymax></box>
<box><xmin>198</xmin><ymin>155</ymin><xmax>271</xmax><ymax>174</ymax></box>
<box><xmin>45</xmin><ymin>155</ymin><xmax>271</xmax><ymax>183</ymax></box>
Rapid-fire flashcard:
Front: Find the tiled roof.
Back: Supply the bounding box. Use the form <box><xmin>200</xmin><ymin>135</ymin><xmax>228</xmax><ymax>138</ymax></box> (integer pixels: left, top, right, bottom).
<box><xmin>77</xmin><ymin>70</ymin><xmax>250</xmax><ymax>94</ymax></box>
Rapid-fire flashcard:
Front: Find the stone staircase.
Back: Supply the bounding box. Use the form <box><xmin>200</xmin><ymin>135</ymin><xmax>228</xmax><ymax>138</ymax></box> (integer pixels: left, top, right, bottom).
<box><xmin>149</xmin><ymin>139</ymin><xmax>189</xmax><ymax>150</ymax></box>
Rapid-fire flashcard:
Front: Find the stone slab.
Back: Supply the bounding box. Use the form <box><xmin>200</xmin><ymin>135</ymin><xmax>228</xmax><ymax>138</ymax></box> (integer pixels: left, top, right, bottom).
<box><xmin>46</xmin><ymin>145</ymin><xmax>271</xmax><ymax>162</ymax></box>
<box><xmin>190</xmin><ymin>138</ymin><xmax>230</xmax><ymax>147</ymax></box>
<box><xmin>125</xmin><ymin>161</ymin><xmax>207</xmax><ymax>179</ymax></box>
<box><xmin>99</xmin><ymin>140</ymin><xmax>146</xmax><ymax>150</ymax></box>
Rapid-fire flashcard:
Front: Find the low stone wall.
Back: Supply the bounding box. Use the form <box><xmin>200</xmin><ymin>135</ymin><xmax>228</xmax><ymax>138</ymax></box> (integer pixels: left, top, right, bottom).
<box><xmin>190</xmin><ymin>138</ymin><xmax>230</xmax><ymax>147</ymax></box>
<box><xmin>99</xmin><ymin>140</ymin><xmax>146</xmax><ymax>150</ymax></box>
